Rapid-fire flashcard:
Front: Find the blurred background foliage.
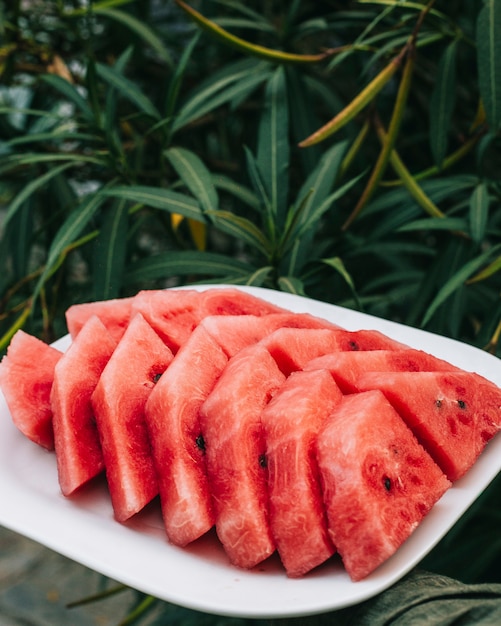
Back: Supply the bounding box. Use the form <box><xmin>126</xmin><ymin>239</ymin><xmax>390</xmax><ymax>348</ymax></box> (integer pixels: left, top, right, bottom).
<box><xmin>0</xmin><ymin>0</ymin><xmax>501</xmax><ymax>623</ymax></box>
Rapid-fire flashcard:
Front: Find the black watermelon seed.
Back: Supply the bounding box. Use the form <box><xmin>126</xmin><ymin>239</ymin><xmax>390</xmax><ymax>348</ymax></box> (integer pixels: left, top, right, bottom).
<box><xmin>457</xmin><ymin>399</ymin><xmax>467</xmax><ymax>409</ymax></box>
<box><xmin>195</xmin><ymin>434</ymin><xmax>205</xmax><ymax>451</ymax></box>
<box><xmin>384</xmin><ymin>476</ymin><xmax>392</xmax><ymax>491</ymax></box>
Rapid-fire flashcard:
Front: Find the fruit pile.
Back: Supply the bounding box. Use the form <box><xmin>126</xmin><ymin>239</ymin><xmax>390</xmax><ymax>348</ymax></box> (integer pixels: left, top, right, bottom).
<box><xmin>1</xmin><ymin>287</ymin><xmax>500</xmax><ymax>582</ymax></box>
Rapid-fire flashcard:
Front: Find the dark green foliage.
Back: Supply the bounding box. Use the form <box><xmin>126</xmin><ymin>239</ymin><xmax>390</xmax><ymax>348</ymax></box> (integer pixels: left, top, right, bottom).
<box><xmin>1</xmin><ymin>0</ymin><xmax>500</xmax><ymax>622</ymax></box>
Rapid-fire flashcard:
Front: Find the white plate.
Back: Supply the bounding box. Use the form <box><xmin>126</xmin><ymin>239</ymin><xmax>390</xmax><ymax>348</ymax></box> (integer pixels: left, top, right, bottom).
<box><xmin>1</xmin><ymin>285</ymin><xmax>501</xmax><ymax>619</ymax></box>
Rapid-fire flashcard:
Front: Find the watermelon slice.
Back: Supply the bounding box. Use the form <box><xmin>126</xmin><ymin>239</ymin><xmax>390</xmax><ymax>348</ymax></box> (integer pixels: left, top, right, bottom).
<box><xmin>199</xmin><ymin>343</ymin><xmax>286</xmax><ymax>569</ymax></box>
<box><xmin>260</xmin><ymin>327</ymin><xmax>405</xmax><ymax>376</ymax></box>
<box><xmin>260</xmin><ymin>369</ymin><xmax>343</xmax><ymax>577</ymax></box>
<box><xmin>131</xmin><ymin>288</ymin><xmax>287</xmax><ymax>352</ymax></box>
<box><xmin>200</xmin><ymin>312</ymin><xmax>339</xmax><ymax>358</ymax></box>
<box><xmin>316</xmin><ymin>390</ymin><xmax>451</xmax><ymax>581</ymax></box>
<box><xmin>144</xmin><ymin>324</ymin><xmax>228</xmax><ymax>546</ymax></box>
<box><xmin>304</xmin><ymin>348</ymin><xmax>459</xmax><ymax>393</ymax></box>
<box><xmin>65</xmin><ymin>296</ymin><xmax>134</xmax><ymax>342</ymax></box>
<box><xmin>0</xmin><ymin>330</ymin><xmax>63</xmax><ymax>450</ymax></box>
<box><xmin>91</xmin><ymin>313</ymin><xmax>174</xmax><ymax>521</ymax></box>
<box><xmin>50</xmin><ymin>316</ymin><xmax>117</xmax><ymax>496</ymax></box>
<box><xmin>356</xmin><ymin>371</ymin><xmax>501</xmax><ymax>481</ymax></box>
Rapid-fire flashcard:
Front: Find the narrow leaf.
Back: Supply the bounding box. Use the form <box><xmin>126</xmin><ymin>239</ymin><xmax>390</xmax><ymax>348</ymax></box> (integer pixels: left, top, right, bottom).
<box><xmin>277</xmin><ymin>276</ymin><xmax>306</xmax><ymax>295</ymax></box>
<box><xmin>174</xmin><ymin>0</ymin><xmax>328</xmax><ymax>64</ymax></box>
<box><xmin>477</xmin><ymin>0</ymin><xmax>501</xmax><ymax>130</ymax></box>
<box><xmin>93</xmin><ymin>198</ymin><xmax>129</xmax><ymax>299</ymax></box>
<box><xmin>469</xmin><ymin>180</ymin><xmax>490</xmax><ymax>244</ymax></box>
<box><xmin>206</xmin><ymin>210</ymin><xmax>271</xmax><ymax>258</ymax></box>
<box><xmin>322</xmin><ymin>256</ymin><xmax>362</xmax><ymax>310</ymax></box>
<box><xmin>102</xmin><ymin>186</ymin><xmax>205</xmax><ymax>222</ymax></box>
<box><xmin>422</xmin><ymin>242</ymin><xmax>501</xmax><ymax>326</ymax></box>
<box><xmin>165</xmin><ymin>147</ymin><xmax>218</xmax><ymax>213</ymax></box>
<box><xmin>96</xmin><ymin>62</ymin><xmax>161</xmax><ymax>120</ymax></box>
<box><xmin>257</xmin><ymin>66</ymin><xmax>289</xmax><ymax>225</ymax></box>
<box><xmin>94</xmin><ymin>7</ymin><xmax>173</xmax><ymax>67</ymax></box>
<box><xmin>39</xmin><ymin>74</ymin><xmax>93</xmax><ymax>120</ymax></box>
<box><xmin>33</xmin><ymin>191</ymin><xmax>107</xmax><ymax>300</ymax></box>
<box><xmin>299</xmin><ymin>55</ymin><xmax>401</xmax><ymax>147</ymax></box>
<box><xmin>430</xmin><ymin>40</ymin><xmax>458</xmax><ymax>167</ymax></box>
<box><xmin>172</xmin><ymin>60</ymin><xmax>271</xmax><ymax>133</ymax></box>
<box><xmin>2</xmin><ymin>162</ymin><xmax>74</xmax><ymax>231</ymax></box>
<box><xmin>124</xmin><ymin>250</ymin><xmax>255</xmax><ymax>284</ymax></box>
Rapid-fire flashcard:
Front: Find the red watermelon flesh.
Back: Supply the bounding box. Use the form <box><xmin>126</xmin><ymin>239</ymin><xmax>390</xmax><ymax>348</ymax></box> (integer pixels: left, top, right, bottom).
<box><xmin>0</xmin><ymin>330</ymin><xmax>62</xmax><ymax>450</ymax></box>
<box><xmin>316</xmin><ymin>390</ymin><xmax>451</xmax><ymax>582</ymax></box>
<box><xmin>199</xmin><ymin>343</ymin><xmax>286</xmax><ymax>569</ymax></box>
<box><xmin>51</xmin><ymin>316</ymin><xmax>117</xmax><ymax>496</ymax></box>
<box><xmin>131</xmin><ymin>288</ymin><xmax>287</xmax><ymax>353</ymax></box>
<box><xmin>260</xmin><ymin>327</ymin><xmax>405</xmax><ymax>376</ymax></box>
<box><xmin>91</xmin><ymin>313</ymin><xmax>174</xmax><ymax>522</ymax></box>
<box><xmin>144</xmin><ymin>324</ymin><xmax>228</xmax><ymax>547</ymax></box>
<box><xmin>356</xmin><ymin>371</ymin><xmax>501</xmax><ymax>481</ymax></box>
<box><xmin>260</xmin><ymin>369</ymin><xmax>343</xmax><ymax>577</ymax></box>
<box><xmin>65</xmin><ymin>296</ymin><xmax>134</xmax><ymax>342</ymax></box>
<box><xmin>200</xmin><ymin>311</ymin><xmax>339</xmax><ymax>358</ymax></box>
<box><xmin>304</xmin><ymin>349</ymin><xmax>460</xmax><ymax>394</ymax></box>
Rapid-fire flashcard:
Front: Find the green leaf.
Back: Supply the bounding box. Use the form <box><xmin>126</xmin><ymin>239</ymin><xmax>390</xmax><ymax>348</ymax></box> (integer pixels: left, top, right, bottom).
<box><xmin>213</xmin><ymin>174</ymin><xmax>260</xmax><ymax>212</ymax></box>
<box><xmin>2</xmin><ymin>162</ymin><xmax>74</xmax><ymax>231</ymax></box>
<box><xmin>398</xmin><ymin>217</ymin><xmax>468</xmax><ymax>232</ymax></box>
<box><xmin>469</xmin><ymin>181</ymin><xmax>490</xmax><ymax>244</ymax></box>
<box><xmin>101</xmin><ymin>186</ymin><xmax>205</xmax><ymax>222</ymax></box>
<box><xmin>96</xmin><ymin>62</ymin><xmax>161</xmax><ymax>120</ymax></box>
<box><xmin>33</xmin><ymin>191</ymin><xmax>107</xmax><ymax>301</ymax></box>
<box><xmin>277</xmin><ymin>276</ymin><xmax>306</xmax><ymax>295</ymax></box>
<box><xmin>421</xmin><ymin>242</ymin><xmax>501</xmax><ymax>327</ymax></box>
<box><xmin>172</xmin><ymin>59</ymin><xmax>271</xmax><ymax>132</ymax></box>
<box><xmin>0</xmin><ymin>152</ymin><xmax>105</xmax><ymax>175</ymax></box>
<box><xmin>124</xmin><ymin>250</ymin><xmax>256</xmax><ymax>284</ymax></box>
<box><xmin>165</xmin><ymin>147</ymin><xmax>218</xmax><ymax>213</ymax></box>
<box><xmin>477</xmin><ymin>0</ymin><xmax>501</xmax><ymax>131</ymax></box>
<box><xmin>430</xmin><ymin>39</ymin><xmax>458</xmax><ymax>167</ymax></box>
<box><xmin>164</xmin><ymin>32</ymin><xmax>200</xmax><ymax>122</ymax></box>
<box><xmin>39</xmin><ymin>74</ymin><xmax>93</xmax><ymax>120</ymax></box>
<box><xmin>257</xmin><ymin>66</ymin><xmax>289</xmax><ymax>226</ymax></box>
<box><xmin>93</xmin><ymin>198</ymin><xmax>129</xmax><ymax>299</ymax></box>
<box><xmin>322</xmin><ymin>256</ymin><xmax>362</xmax><ymax>310</ymax></box>
<box><xmin>94</xmin><ymin>7</ymin><xmax>173</xmax><ymax>67</ymax></box>
<box><xmin>206</xmin><ymin>210</ymin><xmax>271</xmax><ymax>258</ymax></box>
<box><xmin>243</xmin><ymin>145</ymin><xmax>271</xmax><ymax>215</ymax></box>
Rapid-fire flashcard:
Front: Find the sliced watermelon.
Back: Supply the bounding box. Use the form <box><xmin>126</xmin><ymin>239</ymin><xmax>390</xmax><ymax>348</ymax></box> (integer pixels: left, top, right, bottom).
<box><xmin>200</xmin><ymin>311</ymin><xmax>339</xmax><ymax>358</ymax></box>
<box><xmin>144</xmin><ymin>324</ymin><xmax>228</xmax><ymax>547</ymax></box>
<box><xmin>65</xmin><ymin>296</ymin><xmax>134</xmax><ymax>342</ymax></box>
<box><xmin>356</xmin><ymin>371</ymin><xmax>501</xmax><ymax>481</ymax></box>
<box><xmin>260</xmin><ymin>327</ymin><xmax>405</xmax><ymax>376</ymax></box>
<box><xmin>200</xmin><ymin>343</ymin><xmax>286</xmax><ymax>569</ymax></box>
<box><xmin>51</xmin><ymin>316</ymin><xmax>117</xmax><ymax>496</ymax></box>
<box><xmin>0</xmin><ymin>330</ymin><xmax>63</xmax><ymax>450</ymax></box>
<box><xmin>316</xmin><ymin>390</ymin><xmax>451</xmax><ymax>582</ymax></box>
<box><xmin>304</xmin><ymin>348</ymin><xmax>459</xmax><ymax>393</ymax></box>
<box><xmin>260</xmin><ymin>369</ymin><xmax>343</xmax><ymax>577</ymax></box>
<box><xmin>91</xmin><ymin>313</ymin><xmax>174</xmax><ymax>522</ymax></box>
<box><xmin>131</xmin><ymin>288</ymin><xmax>287</xmax><ymax>352</ymax></box>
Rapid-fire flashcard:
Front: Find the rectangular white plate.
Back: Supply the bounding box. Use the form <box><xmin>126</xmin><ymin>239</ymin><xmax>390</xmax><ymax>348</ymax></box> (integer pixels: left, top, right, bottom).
<box><xmin>1</xmin><ymin>285</ymin><xmax>501</xmax><ymax>619</ymax></box>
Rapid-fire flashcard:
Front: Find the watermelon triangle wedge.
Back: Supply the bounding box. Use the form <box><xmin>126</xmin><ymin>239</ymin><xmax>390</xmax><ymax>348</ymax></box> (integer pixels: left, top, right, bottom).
<box><xmin>316</xmin><ymin>390</ymin><xmax>451</xmax><ymax>582</ymax></box>
<box><xmin>356</xmin><ymin>371</ymin><xmax>501</xmax><ymax>481</ymax></box>
<box><xmin>144</xmin><ymin>324</ymin><xmax>228</xmax><ymax>547</ymax></box>
<box><xmin>51</xmin><ymin>316</ymin><xmax>118</xmax><ymax>496</ymax></box>
<box><xmin>91</xmin><ymin>313</ymin><xmax>174</xmax><ymax>521</ymax></box>
<box><xmin>0</xmin><ymin>330</ymin><xmax>63</xmax><ymax>450</ymax></box>
<box><xmin>261</xmin><ymin>369</ymin><xmax>343</xmax><ymax>577</ymax></box>
<box><xmin>199</xmin><ymin>343</ymin><xmax>286</xmax><ymax>569</ymax></box>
